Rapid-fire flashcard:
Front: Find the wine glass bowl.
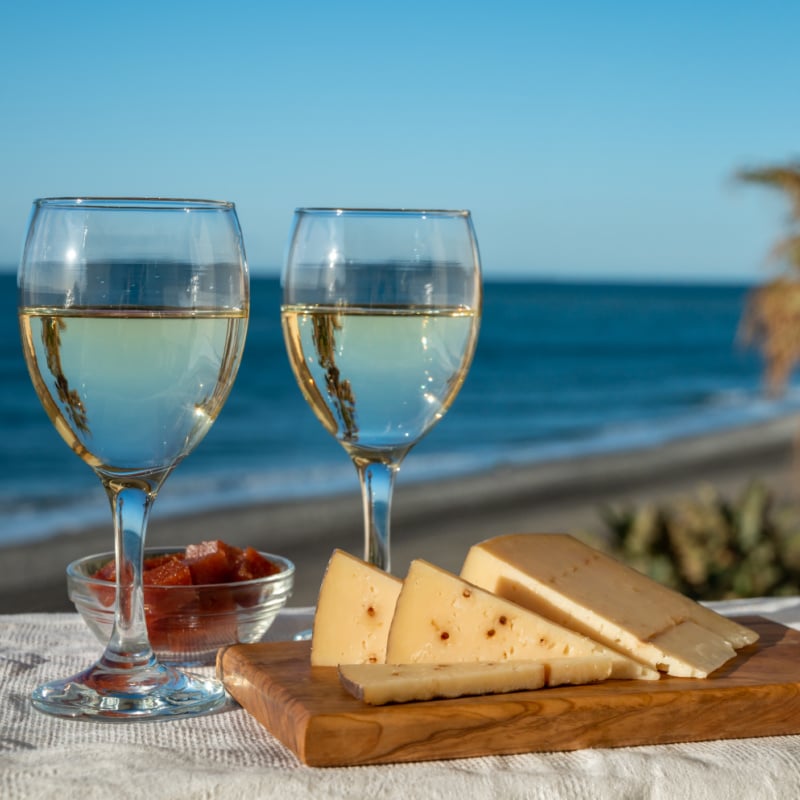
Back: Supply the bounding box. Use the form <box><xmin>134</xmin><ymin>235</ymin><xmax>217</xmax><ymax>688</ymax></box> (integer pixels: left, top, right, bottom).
<box><xmin>281</xmin><ymin>208</ymin><xmax>481</xmax><ymax>571</ymax></box>
<box><xmin>18</xmin><ymin>197</ymin><xmax>249</xmax><ymax>719</ymax></box>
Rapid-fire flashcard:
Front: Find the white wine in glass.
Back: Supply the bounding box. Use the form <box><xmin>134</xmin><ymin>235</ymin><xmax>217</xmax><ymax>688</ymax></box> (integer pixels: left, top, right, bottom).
<box><xmin>18</xmin><ymin>197</ymin><xmax>249</xmax><ymax>720</ymax></box>
<box><xmin>281</xmin><ymin>208</ymin><xmax>482</xmax><ymax>572</ymax></box>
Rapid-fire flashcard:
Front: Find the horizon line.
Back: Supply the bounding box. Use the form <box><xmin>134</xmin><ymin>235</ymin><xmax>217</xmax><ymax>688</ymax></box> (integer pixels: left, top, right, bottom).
<box><xmin>0</xmin><ymin>263</ymin><xmax>762</xmax><ymax>287</ymax></box>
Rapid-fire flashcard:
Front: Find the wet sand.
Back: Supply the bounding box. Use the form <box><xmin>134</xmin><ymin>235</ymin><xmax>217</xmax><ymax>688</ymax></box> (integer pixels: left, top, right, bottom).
<box><xmin>2</xmin><ymin>415</ymin><xmax>799</xmax><ymax>613</ymax></box>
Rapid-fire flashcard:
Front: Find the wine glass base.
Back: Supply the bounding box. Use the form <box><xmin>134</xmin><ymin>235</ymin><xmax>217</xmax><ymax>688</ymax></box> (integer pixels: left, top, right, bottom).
<box><xmin>31</xmin><ymin>660</ymin><xmax>229</xmax><ymax>721</ymax></box>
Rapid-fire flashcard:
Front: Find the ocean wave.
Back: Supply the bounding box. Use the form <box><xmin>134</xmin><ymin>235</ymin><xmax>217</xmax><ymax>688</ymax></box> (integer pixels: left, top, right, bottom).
<box><xmin>6</xmin><ymin>402</ymin><xmax>800</xmax><ymax>549</ymax></box>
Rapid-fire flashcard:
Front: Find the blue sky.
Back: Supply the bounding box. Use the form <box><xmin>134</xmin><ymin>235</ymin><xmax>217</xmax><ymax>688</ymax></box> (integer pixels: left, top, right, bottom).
<box><xmin>1</xmin><ymin>1</ymin><xmax>799</xmax><ymax>282</ymax></box>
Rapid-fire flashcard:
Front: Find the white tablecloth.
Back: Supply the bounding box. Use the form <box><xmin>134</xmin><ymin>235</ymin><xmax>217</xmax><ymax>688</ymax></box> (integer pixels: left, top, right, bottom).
<box><xmin>2</xmin><ymin>599</ymin><xmax>800</xmax><ymax>800</ymax></box>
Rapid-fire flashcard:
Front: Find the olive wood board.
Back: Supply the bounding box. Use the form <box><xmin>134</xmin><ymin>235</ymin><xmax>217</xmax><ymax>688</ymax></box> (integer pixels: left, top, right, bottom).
<box><xmin>216</xmin><ymin>616</ymin><xmax>800</xmax><ymax>767</ymax></box>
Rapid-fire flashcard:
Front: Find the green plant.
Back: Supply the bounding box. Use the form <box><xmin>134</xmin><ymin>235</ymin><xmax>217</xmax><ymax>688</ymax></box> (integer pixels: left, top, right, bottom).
<box><xmin>597</xmin><ymin>482</ymin><xmax>800</xmax><ymax>600</ymax></box>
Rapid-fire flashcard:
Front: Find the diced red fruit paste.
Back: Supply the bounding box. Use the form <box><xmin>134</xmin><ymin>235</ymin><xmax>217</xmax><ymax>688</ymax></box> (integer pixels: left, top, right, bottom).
<box><xmin>88</xmin><ymin>540</ymin><xmax>281</xmax><ymax>649</ymax></box>
<box><xmin>91</xmin><ymin>540</ymin><xmax>279</xmax><ymax>588</ymax></box>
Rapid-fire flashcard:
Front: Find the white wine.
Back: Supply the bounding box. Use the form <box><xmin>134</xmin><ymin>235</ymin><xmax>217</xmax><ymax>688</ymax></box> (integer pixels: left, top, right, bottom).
<box><xmin>281</xmin><ymin>304</ymin><xmax>479</xmax><ymax>459</ymax></box>
<box><xmin>19</xmin><ymin>307</ymin><xmax>247</xmax><ymax>475</ymax></box>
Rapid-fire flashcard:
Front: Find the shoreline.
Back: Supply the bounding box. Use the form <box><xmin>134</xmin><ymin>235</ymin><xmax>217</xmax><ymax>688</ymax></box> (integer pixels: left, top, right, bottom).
<box><xmin>2</xmin><ymin>414</ymin><xmax>799</xmax><ymax>613</ymax></box>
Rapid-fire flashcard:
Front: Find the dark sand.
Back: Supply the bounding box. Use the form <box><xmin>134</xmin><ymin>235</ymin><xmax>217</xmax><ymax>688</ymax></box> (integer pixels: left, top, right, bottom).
<box><xmin>2</xmin><ymin>415</ymin><xmax>800</xmax><ymax>613</ymax></box>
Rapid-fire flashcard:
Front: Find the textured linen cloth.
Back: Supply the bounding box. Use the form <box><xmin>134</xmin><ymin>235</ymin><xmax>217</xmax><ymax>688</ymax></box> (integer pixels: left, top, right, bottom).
<box><xmin>2</xmin><ymin>600</ymin><xmax>800</xmax><ymax>800</ymax></box>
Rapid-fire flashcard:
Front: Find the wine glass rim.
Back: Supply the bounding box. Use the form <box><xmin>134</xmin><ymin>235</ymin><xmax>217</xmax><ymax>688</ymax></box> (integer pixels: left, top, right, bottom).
<box><xmin>295</xmin><ymin>207</ymin><xmax>471</xmax><ymax>216</ymax></box>
<box><xmin>33</xmin><ymin>197</ymin><xmax>235</xmax><ymax>210</ymax></box>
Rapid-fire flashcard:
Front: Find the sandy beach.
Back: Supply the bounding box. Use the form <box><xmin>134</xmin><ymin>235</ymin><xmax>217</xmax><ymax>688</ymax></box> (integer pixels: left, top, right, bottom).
<box><xmin>2</xmin><ymin>414</ymin><xmax>800</xmax><ymax>614</ymax></box>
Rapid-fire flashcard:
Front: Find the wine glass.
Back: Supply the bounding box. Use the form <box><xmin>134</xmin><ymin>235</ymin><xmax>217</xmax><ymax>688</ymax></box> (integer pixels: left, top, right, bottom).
<box><xmin>18</xmin><ymin>197</ymin><xmax>249</xmax><ymax>719</ymax></box>
<box><xmin>281</xmin><ymin>208</ymin><xmax>482</xmax><ymax>572</ymax></box>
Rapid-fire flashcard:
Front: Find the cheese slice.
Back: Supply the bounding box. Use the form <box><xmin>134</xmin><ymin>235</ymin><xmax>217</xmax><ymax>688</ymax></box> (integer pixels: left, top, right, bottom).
<box><xmin>460</xmin><ymin>533</ymin><xmax>759</xmax><ymax>678</ymax></box>
<box><xmin>545</xmin><ymin>655</ymin><xmax>614</xmax><ymax>687</ymax></box>
<box><xmin>338</xmin><ymin>661</ymin><xmax>546</xmax><ymax>705</ymax></box>
<box><xmin>385</xmin><ymin>559</ymin><xmax>659</xmax><ymax>680</ymax></box>
<box><xmin>338</xmin><ymin>655</ymin><xmax>614</xmax><ymax>705</ymax></box>
<box><xmin>311</xmin><ymin>549</ymin><xmax>403</xmax><ymax>666</ymax></box>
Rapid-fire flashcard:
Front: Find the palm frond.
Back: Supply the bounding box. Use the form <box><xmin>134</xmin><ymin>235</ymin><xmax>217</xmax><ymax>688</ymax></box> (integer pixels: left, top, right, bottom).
<box><xmin>738</xmin><ymin>164</ymin><xmax>800</xmax><ymax>221</ymax></box>
<box><xmin>737</xmin><ymin>162</ymin><xmax>800</xmax><ymax>391</ymax></box>
<box><xmin>740</xmin><ymin>278</ymin><xmax>800</xmax><ymax>393</ymax></box>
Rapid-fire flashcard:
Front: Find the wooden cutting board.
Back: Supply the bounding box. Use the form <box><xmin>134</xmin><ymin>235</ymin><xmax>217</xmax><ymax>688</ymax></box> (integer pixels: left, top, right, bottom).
<box><xmin>216</xmin><ymin>616</ymin><xmax>800</xmax><ymax>767</ymax></box>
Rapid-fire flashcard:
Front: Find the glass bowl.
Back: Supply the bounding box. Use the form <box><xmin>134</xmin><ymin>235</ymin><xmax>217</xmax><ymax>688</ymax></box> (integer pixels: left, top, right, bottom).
<box><xmin>68</xmin><ymin>547</ymin><xmax>295</xmax><ymax>666</ymax></box>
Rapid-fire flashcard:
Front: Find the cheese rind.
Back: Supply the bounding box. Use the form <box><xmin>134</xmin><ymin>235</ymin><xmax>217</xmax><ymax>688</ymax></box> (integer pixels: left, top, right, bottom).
<box><xmin>311</xmin><ymin>549</ymin><xmax>402</xmax><ymax>666</ymax></box>
<box><xmin>338</xmin><ymin>661</ymin><xmax>547</xmax><ymax>705</ymax></box>
<box><xmin>385</xmin><ymin>559</ymin><xmax>659</xmax><ymax>680</ymax></box>
<box><xmin>460</xmin><ymin>533</ymin><xmax>758</xmax><ymax>678</ymax></box>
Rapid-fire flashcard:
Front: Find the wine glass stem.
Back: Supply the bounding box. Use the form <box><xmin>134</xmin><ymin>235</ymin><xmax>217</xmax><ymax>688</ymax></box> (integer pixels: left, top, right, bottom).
<box><xmin>101</xmin><ymin>482</ymin><xmax>157</xmax><ymax>670</ymax></box>
<box><xmin>355</xmin><ymin>460</ymin><xmax>397</xmax><ymax>573</ymax></box>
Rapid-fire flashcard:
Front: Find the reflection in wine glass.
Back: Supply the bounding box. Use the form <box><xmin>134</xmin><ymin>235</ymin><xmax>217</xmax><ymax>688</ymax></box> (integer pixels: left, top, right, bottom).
<box><xmin>281</xmin><ymin>208</ymin><xmax>481</xmax><ymax>572</ymax></box>
<box><xmin>18</xmin><ymin>197</ymin><xmax>249</xmax><ymax>719</ymax></box>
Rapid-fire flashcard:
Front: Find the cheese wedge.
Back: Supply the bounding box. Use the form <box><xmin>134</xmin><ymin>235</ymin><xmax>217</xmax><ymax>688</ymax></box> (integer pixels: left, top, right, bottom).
<box><xmin>311</xmin><ymin>549</ymin><xmax>403</xmax><ymax>666</ymax></box>
<box><xmin>461</xmin><ymin>533</ymin><xmax>759</xmax><ymax>678</ymax></box>
<box><xmin>338</xmin><ymin>655</ymin><xmax>614</xmax><ymax>705</ymax></box>
<box><xmin>385</xmin><ymin>559</ymin><xmax>659</xmax><ymax>680</ymax></box>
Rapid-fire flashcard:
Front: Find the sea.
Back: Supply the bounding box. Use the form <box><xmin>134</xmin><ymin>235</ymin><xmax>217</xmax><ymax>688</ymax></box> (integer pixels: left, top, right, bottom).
<box><xmin>3</xmin><ymin>272</ymin><xmax>799</xmax><ymax>549</ymax></box>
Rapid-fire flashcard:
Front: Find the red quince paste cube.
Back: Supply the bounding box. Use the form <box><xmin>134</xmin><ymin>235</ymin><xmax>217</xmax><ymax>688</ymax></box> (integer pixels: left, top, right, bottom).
<box><xmin>231</xmin><ymin>548</ymin><xmax>279</xmax><ymax>607</ymax></box>
<box><xmin>143</xmin><ymin>553</ymin><xmax>181</xmax><ymax>572</ymax></box>
<box><xmin>90</xmin><ymin>559</ymin><xmax>117</xmax><ymax>607</ymax></box>
<box><xmin>185</xmin><ymin>539</ymin><xmax>238</xmax><ymax>584</ymax></box>
<box><xmin>143</xmin><ymin>561</ymin><xmax>196</xmax><ymax>616</ymax></box>
<box><xmin>233</xmin><ymin>547</ymin><xmax>279</xmax><ymax>581</ymax></box>
<box><xmin>93</xmin><ymin>559</ymin><xmax>117</xmax><ymax>583</ymax></box>
<box><xmin>143</xmin><ymin>556</ymin><xmax>192</xmax><ymax>587</ymax></box>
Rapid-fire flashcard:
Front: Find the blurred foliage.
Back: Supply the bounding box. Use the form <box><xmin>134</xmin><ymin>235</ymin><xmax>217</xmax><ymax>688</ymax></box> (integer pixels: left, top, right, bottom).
<box><xmin>738</xmin><ymin>162</ymin><xmax>800</xmax><ymax>393</ymax></box>
<box><xmin>597</xmin><ymin>482</ymin><xmax>800</xmax><ymax>600</ymax></box>
<box><xmin>585</xmin><ymin>164</ymin><xmax>800</xmax><ymax>600</ymax></box>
